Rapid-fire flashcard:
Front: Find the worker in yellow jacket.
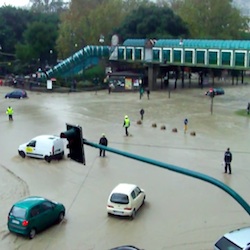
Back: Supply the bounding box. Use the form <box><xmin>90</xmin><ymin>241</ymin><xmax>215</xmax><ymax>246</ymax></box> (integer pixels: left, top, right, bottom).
<box><xmin>6</xmin><ymin>106</ymin><xmax>14</xmax><ymax>121</ymax></box>
<box><xmin>123</xmin><ymin>115</ymin><xmax>130</xmax><ymax>136</ymax></box>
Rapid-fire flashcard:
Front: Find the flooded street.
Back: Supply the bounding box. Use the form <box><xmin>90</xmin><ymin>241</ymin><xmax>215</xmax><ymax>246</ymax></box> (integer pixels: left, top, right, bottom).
<box><xmin>0</xmin><ymin>84</ymin><xmax>250</xmax><ymax>250</ymax></box>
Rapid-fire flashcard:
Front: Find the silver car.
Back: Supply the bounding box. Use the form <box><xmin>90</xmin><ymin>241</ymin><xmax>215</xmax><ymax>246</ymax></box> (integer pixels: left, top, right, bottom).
<box><xmin>214</xmin><ymin>226</ymin><xmax>250</xmax><ymax>250</ymax></box>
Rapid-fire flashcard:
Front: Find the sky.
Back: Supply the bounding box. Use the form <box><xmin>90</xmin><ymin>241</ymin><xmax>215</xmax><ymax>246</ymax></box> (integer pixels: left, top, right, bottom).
<box><xmin>0</xmin><ymin>0</ymin><xmax>31</xmax><ymax>7</ymax></box>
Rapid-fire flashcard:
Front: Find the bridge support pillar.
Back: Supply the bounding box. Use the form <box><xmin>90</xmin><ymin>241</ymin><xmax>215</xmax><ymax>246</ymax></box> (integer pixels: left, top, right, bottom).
<box><xmin>148</xmin><ymin>64</ymin><xmax>158</xmax><ymax>90</ymax></box>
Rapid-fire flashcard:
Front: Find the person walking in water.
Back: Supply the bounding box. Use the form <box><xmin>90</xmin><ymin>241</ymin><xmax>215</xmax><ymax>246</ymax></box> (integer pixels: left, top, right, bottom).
<box><xmin>123</xmin><ymin>115</ymin><xmax>130</xmax><ymax>136</ymax></box>
<box><xmin>146</xmin><ymin>88</ymin><xmax>150</xmax><ymax>100</ymax></box>
<box><xmin>139</xmin><ymin>87</ymin><xmax>144</xmax><ymax>99</ymax></box>
<box><xmin>184</xmin><ymin>118</ymin><xmax>188</xmax><ymax>133</ymax></box>
<box><xmin>140</xmin><ymin>108</ymin><xmax>145</xmax><ymax>120</ymax></box>
<box><xmin>224</xmin><ymin>148</ymin><xmax>232</xmax><ymax>174</ymax></box>
<box><xmin>99</xmin><ymin>133</ymin><xmax>108</xmax><ymax>157</ymax></box>
<box><xmin>6</xmin><ymin>106</ymin><xmax>14</xmax><ymax>121</ymax></box>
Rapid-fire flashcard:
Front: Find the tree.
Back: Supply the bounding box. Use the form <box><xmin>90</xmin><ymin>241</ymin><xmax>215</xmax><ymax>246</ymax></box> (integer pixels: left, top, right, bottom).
<box><xmin>30</xmin><ymin>0</ymin><xmax>67</xmax><ymax>13</ymax></box>
<box><xmin>114</xmin><ymin>3</ymin><xmax>189</xmax><ymax>40</ymax></box>
<box><xmin>0</xmin><ymin>6</ymin><xmax>60</xmax><ymax>74</ymax></box>
<box><xmin>16</xmin><ymin>14</ymin><xmax>59</xmax><ymax>73</ymax></box>
<box><xmin>171</xmin><ymin>0</ymin><xmax>249</xmax><ymax>39</ymax></box>
<box><xmin>0</xmin><ymin>6</ymin><xmax>35</xmax><ymax>74</ymax></box>
<box><xmin>0</xmin><ymin>6</ymin><xmax>32</xmax><ymax>54</ymax></box>
<box><xmin>56</xmin><ymin>0</ymin><xmax>128</xmax><ymax>59</ymax></box>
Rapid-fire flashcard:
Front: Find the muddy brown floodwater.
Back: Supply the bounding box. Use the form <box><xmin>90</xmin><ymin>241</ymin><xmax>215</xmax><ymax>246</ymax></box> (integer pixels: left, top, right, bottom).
<box><xmin>0</xmin><ymin>84</ymin><xmax>250</xmax><ymax>250</ymax></box>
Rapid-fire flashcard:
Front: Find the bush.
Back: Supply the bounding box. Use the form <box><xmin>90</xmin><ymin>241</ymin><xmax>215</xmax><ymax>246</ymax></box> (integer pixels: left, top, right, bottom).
<box><xmin>77</xmin><ymin>80</ymin><xmax>94</xmax><ymax>88</ymax></box>
<box><xmin>82</xmin><ymin>64</ymin><xmax>105</xmax><ymax>83</ymax></box>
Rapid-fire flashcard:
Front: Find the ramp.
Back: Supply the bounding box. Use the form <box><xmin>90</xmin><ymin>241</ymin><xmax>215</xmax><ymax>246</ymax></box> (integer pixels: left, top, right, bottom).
<box><xmin>46</xmin><ymin>45</ymin><xmax>111</xmax><ymax>78</ymax></box>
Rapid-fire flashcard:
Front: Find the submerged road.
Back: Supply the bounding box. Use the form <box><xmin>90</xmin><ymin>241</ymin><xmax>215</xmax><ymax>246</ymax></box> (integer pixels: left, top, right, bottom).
<box><xmin>0</xmin><ymin>84</ymin><xmax>250</xmax><ymax>250</ymax></box>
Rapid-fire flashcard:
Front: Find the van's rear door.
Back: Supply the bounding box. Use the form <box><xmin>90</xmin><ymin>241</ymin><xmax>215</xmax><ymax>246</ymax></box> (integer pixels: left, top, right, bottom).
<box><xmin>53</xmin><ymin>138</ymin><xmax>64</xmax><ymax>155</ymax></box>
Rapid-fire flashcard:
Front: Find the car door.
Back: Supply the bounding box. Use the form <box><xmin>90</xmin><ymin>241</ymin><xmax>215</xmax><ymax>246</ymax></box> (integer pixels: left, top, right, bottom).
<box><xmin>25</xmin><ymin>140</ymin><xmax>37</xmax><ymax>157</ymax></box>
<box><xmin>130</xmin><ymin>190</ymin><xmax>137</xmax><ymax>210</ymax></box>
<box><xmin>9</xmin><ymin>92</ymin><xmax>14</xmax><ymax>98</ymax></box>
<box><xmin>134</xmin><ymin>187</ymin><xmax>144</xmax><ymax>210</ymax></box>
<box><xmin>29</xmin><ymin>205</ymin><xmax>44</xmax><ymax>231</ymax></box>
<box><xmin>12</xmin><ymin>91</ymin><xmax>19</xmax><ymax>98</ymax></box>
<box><xmin>39</xmin><ymin>201</ymin><xmax>56</xmax><ymax>228</ymax></box>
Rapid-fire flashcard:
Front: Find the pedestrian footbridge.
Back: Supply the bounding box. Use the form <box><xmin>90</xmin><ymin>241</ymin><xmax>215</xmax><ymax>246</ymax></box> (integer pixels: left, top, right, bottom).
<box><xmin>113</xmin><ymin>39</ymin><xmax>250</xmax><ymax>69</ymax></box>
<box><xmin>46</xmin><ymin>39</ymin><xmax>250</xmax><ymax>79</ymax></box>
<box><xmin>46</xmin><ymin>45</ymin><xmax>110</xmax><ymax>78</ymax></box>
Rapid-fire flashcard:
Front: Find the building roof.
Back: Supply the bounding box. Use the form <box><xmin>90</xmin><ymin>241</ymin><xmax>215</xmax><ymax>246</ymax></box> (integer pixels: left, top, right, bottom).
<box><xmin>123</xmin><ymin>39</ymin><xmax>147</xmax><ymax>47</ymax></box>
<box><xmin>109</xmin><ymin>71</ymin><xmax>143</xmax><ymax>77</ymax></box>
<box><xmin>154</xmin><ymin>39</ymin><xmax>250</xmax><ymax>50</ymax></box>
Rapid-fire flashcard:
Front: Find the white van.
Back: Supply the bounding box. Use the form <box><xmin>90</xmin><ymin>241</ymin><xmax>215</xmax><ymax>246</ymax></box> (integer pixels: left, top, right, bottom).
<box><xmin>214</xmin><ymin>226</ymin><xmax>250</xmax><ymax>250</ymax></box>
<box><xmin>18</xmin><ymin>135</ymin><xmax>64</xmax><ymax>162</ymax></box>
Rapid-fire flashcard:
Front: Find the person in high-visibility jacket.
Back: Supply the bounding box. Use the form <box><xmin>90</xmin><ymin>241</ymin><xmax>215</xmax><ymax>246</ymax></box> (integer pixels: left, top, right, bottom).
<box><xmin>6</xmin><ymin>106</ymin><xmax>14</xmax><ymax>121</ymax></box>
<box><xmin>123</xmin><ymin>115</ymin><xmax>130</xmax><ymax>136</ymax></box>
<box><xmin>184</xmin><ymin>118</ymin><xmax>188</xmax><ymax>133</ymax></box>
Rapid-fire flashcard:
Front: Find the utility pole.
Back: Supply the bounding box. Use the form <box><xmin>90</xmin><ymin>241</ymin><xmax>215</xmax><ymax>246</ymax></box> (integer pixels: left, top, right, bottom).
<box><xmin>210</xmin><ymin>96</ymin><xmax>214</xmax><ymax>115</ymax></box>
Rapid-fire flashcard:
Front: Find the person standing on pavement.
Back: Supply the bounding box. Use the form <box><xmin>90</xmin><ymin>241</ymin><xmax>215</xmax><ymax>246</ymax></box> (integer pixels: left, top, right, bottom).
<box><xmin>123</xmin><ymin>115</ymin><xmax>130</xmax><ymax>136</ymax></box>
<box><xmin>224</xmin><ymin>148</ymin><xmax>232</xmax><ymax>174</ymax></box>
<box><xmin>99</xmin><ymin>133</ymin><xmax>108</xmax><ymax>157</ymax></box>
<box><xmin>6</xmin><ymin>106</ymin><xmax>14</xmax><ymax>121</ymax></box>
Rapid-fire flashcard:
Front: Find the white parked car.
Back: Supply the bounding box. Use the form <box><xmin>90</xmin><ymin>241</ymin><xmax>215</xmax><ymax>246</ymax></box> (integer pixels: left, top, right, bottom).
<box><xmin>107</xmin><ymin>183</ymin><xmax>146</xmax><ymax>219</ymax></box>
<box><xmin>214</xmin><ymin>226</ymin><xmax>250</xmax><ymax>250</ymax></box>
<box><xmin>18</xmin><ymin>135</ymin><xmax>64</xmax><ymax>163</ymax></box>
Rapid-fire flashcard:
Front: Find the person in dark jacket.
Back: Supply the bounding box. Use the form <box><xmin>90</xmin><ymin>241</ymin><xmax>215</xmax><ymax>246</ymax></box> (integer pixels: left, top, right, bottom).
<box><xmin>146</xmin><ymin>88</ymin><xmax>150</xmax><ymax>100</ymax></box>
<box><xmin>99</xmin><ymin>134</ymin><xmax>108</xmax><ymax>157</ymax></box>
<box><xmin>140</xmin><ymin>108</ymin><xmax>145</xmax><ymax>120</ymax></box>
<box><xmin>224</xmin><ymin>148</ymin><xmax>232</xmax><ymax>174</ymax></box>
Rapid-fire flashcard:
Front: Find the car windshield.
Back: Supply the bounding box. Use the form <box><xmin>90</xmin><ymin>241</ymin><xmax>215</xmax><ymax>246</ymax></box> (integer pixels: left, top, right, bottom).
<box><xmin>110</xmin><ymin>193</ymin><xmax>129</xmax><ymax>204</ymax></box>
<box><xmin>215</xmin><ymin>236</ymin><xmax>242</xmax><ymax>250</ymax></box>
<box><xmin>10</xmin><ymin>206</ymin><xmax>27</xmax><ymax>219</ymax></box>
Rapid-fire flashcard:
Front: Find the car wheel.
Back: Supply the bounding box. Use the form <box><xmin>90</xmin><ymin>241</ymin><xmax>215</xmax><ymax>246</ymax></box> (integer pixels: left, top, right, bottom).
<box><xmin>131</xmin><ymin>209</ymin><xmax>136</xmax><ymax>220</ymax></box>
<box><xmin>44</xmin><ymin>155</ymin><xmax>51</xmax><ymax>163</ymax></box>
<box><xmin>29</xmin><ymin>228</ymin><xmax>36</xmax><ymax>239</ymax></box>
<box><xmin>57</xmin><ymin>212</ymin><xmax>65</xmax><ymax>223</ymax></box>
<box><xmin>59</xmin><ymin>151</ymin><xmax>64</xmax><ymax>159</ymax></box>
<box><xmin>19</xmin><ymin>151</ymin><xmax>26</xmax><ymax>158</ymax></box>
<box><xmin>20</xmin><ymin>96</ymin><xmax>23</xmax><ymax>99</ymax></box>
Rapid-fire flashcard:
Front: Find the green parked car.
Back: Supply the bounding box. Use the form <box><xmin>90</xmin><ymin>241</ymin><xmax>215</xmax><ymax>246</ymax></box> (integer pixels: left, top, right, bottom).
<box><xmin>8</xmin><ymin>196</ymin><xmax>65</xmax><ymax>239</ymax></box>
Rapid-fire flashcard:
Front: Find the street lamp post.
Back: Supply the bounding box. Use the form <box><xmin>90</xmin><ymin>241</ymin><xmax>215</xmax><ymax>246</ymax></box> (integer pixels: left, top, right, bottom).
<box><xmin>49</xmin><ymin>50</ymin><xmax>53</xmax><ymax>67</ymax></box>
<box><xmin>70</xmin><ymin>31</ymin><xmax>78</xmax><ymax>92</ymax></box>
<box><xmin>70</xmin><ymin>32</ymin><xmax>75</xmax><ymax>91</ymax></box>
<box><xmin>99</xmin><ymin>34</ymin><xmax>105</xmax><ymax>44</ymax></box>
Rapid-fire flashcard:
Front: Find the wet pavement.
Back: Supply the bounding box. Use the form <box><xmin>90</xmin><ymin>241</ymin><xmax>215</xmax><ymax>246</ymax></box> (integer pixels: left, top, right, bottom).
<box><xmin>0</xmin><ymin>83</ymin><xmax>250</xmax><ymax>250</ymax></box>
